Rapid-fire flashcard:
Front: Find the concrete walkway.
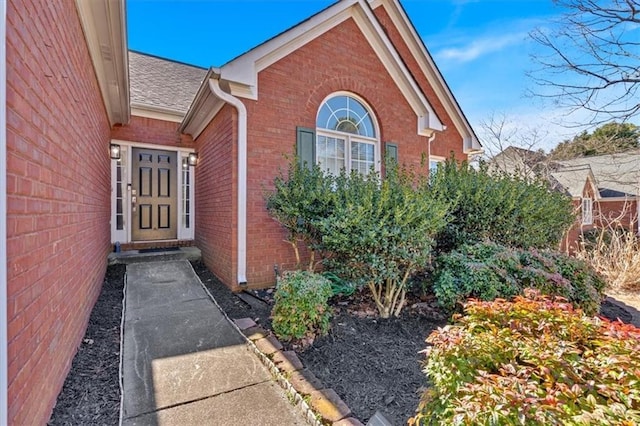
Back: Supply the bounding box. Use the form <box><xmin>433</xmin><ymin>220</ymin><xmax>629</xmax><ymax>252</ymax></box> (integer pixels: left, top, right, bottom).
<box><xmin>120</xmin><ymin>260</ymin><xmax>309</xmax><ymax>426</ymax></box>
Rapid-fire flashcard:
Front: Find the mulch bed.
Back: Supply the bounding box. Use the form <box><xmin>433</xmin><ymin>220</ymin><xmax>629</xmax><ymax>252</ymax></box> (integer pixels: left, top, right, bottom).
<box><xmin>49</xmin><ymin>260</ymin><xmax>636</xmax><ymax>425</ymax></box>
<box><xmin>192</xmin><ymin>260</ymin><xmax>446</xmax><ymax>424</ymax></box>
<box><xmin>48</xmin><ymin>264</ymin><xmax>125</xmax><ymax>426</ymax></box>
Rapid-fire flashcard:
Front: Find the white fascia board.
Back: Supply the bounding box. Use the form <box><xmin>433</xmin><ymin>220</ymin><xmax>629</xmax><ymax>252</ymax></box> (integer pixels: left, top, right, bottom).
<box><xmin>130</xmin><ymin>103</ymin><xmax>185</xmax><ymax>123</ymax></box>
<box><xmin>219</xmin><ymin>0</ymin><xmax>443</xmax><ymax>134</ymax></box>
<box><xmin>179</xmin><ymin>69</ymin><xmax>226</xmax><ymax>138</ymax></box>
<box><xmin>220</xmin><ymin>0</ymin><xmax>359</xmax><ymax>98</ymax></box>
<box><xmin>375</xmin><ymin>0</ymin><xmax>480</xmax><ymax>149</ymax></box>
<box><xmin>75</xmin><ymin>0</ymin><xmax>130</xmax><ymax>125</ymax></box>
<box><xmin>464</xmin><ymin>144</ymin><xmax>485</xmax><ymax>155</ymax></box>
<box><xmin>181</xmin><ymin>88</ymin><xmax>224</xmax><ymax>139</ymax></box>
<box><xmin>350</xmin><ymin>5</ymin><xmax>443</xmax><ymax>133</ymax></box>
<box><xmin>585</xmin><ymin>172</ymin><xmax>601</xmax><ymax>201</ymax></box>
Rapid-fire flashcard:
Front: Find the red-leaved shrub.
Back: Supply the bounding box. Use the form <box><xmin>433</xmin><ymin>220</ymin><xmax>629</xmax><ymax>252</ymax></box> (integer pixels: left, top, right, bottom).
<box><xmin>411</xmin><ymin>289</ymin><xmax>640</xmax><ymax>425</ymax></box>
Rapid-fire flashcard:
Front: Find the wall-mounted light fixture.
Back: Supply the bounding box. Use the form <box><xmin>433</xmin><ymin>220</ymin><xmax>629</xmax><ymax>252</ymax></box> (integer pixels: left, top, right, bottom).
<box><xmin>110</xmin><ymin>143</ymin><xmax>121</xmax><ymax>160</ymax></box>
<box><xmin>188</xmin><ymin>152</ymin><xmax>199</xmax><ymax>166</ymax></box>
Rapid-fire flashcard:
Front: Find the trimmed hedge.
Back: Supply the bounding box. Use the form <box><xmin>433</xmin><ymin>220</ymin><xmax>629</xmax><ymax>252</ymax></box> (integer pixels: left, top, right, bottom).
<box><xmin>411</xmin><ymin>291</ymin><xmax>640</xmax><ymax>426</ymax></box>
<box><xmin>429</xmin><ymin>159</ymin><xmax>575</xmax><ymax>252</ymax></box>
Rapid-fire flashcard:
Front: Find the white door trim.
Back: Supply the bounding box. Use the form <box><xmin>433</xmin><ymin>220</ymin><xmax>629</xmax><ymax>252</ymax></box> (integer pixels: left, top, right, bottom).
<box><xmin>110</xmin><ymin>140</ymin><xmax>195</xmax><ymax>244</ymax></box>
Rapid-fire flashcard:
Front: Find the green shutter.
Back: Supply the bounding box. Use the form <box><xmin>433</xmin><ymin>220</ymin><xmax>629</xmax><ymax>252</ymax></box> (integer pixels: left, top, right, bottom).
<box><xmin>296</xmin><ymin>127</ymin><xmax>315</xmax><ymax>170</ymax></box>
<box><xmin>385</xmin><ymin>142</ymin><xmax>398</xmax><ymax>164</ymax></box>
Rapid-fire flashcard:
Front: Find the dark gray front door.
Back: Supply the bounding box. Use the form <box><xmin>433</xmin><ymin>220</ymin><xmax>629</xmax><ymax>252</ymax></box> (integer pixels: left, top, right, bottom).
<box><xmin>131</xmin><ymin>148</ymin><xmax>177</xmax><ymax>241</ymax></box>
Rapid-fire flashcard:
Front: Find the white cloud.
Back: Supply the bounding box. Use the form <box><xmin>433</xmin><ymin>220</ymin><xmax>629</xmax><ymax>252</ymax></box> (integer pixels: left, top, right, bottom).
<box><xmin>436</xmin><ymin>32</ymin><xmax>527</xmax><ymax>63</ymax></box>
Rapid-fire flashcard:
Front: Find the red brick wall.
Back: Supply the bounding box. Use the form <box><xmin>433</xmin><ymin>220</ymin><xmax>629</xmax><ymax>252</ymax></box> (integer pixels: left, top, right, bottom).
<box><xmin>242</xmin><ymin>17</ymin><xmax>462</xmax><ymax>287</ymax></box>
<box><xmin>563</xmin><ymin>196</ymin><xmax>638</xmax><ymax>253</ymax></box>
<box><xmin>595</xmin><ymin>200</ymin><xmax>638</xmax><ymax>230</ymax></box>
<box><xmin>195</xmin><ymin>105</ymin><xmax>238</xmax><ymax>289</ymax></box>
<box><xmin>6</xmin><ymin>1</ymin><xmax>112</xmax><ymax>423</ymax></box>
<box><xmin>373</xmin><ymin>5</ymin><xmax>466</xmax><ymax>159</ymax></box>
<box><xmin>111</xmin><ymin>115</ymin><xmax>194</xmax><ymax>147</ymax></box>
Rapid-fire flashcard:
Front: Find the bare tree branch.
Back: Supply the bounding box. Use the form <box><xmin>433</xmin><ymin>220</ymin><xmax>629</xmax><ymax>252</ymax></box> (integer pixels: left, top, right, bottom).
<box><xmin>528</xmin><ymin>0</ymin><xmax>640</xmax><ymax>126</ymax></box>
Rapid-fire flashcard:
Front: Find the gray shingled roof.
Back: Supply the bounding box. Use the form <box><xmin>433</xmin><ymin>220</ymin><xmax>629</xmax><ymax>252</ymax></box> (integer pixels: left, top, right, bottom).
<box><xmin>129</xmin><ymin>51</ymin><xmax>207</xmax><ymax>114</ymax></box>
<box><xmin>550</xmin><ymin>150</ymin><xmax>640</xmax><ymax>198</ymax></box>
<box><xmin>549</xmin><ymin>166</ymin><xmax>593</xmax><ymax>197</ymax></box>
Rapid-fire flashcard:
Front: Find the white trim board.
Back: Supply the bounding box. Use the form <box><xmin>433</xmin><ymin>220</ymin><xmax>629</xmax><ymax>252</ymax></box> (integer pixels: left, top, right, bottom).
<box><xmin>184</xmin><ymin>0</ymin><xmax>444</xmax><ymax>138</ymax></box>
<box><xmin>370</xmin><ymin>0</ymin><xmax>481</xmax><ymax>152</ymax></box>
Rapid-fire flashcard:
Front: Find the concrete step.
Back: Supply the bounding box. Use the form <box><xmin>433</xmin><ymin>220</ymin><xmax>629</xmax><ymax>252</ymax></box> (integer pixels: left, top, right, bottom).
<box><xmin>107</xmin><ymin>246</ymin><xmax>201</xmax><ymax>265</ymax></box>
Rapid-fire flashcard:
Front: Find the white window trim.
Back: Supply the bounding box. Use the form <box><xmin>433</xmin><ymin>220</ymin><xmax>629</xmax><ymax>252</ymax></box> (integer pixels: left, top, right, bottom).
<box><xmin>179</xmin><ymin>153</ymin><xmax>195</xmax><ymax>240</ymax></box>
<box><xmin>315</xmin><ymin>92</ymin><xmax>381</xmax><ymax>175</ymax></box>
<box><xmin>316</xmin><ymin>130</ymin><xmax>380</xmax><ymax>175</ymax></box>
<box><xmin>110</xmin><ymin>149</ymin><xmax>128</xmax><ymax>245</ymax></box>
<box><xmin>582</xmin><ymin>198</ymin><xmax>593</xmax><ymax>225</ymax></box>
<box><xmin>429</xmin><ymin>155</ymin><xmax>446</xmax><ymax>174</ymax></box>
<box><xmin>110</xmin><ymin>140</ymin><xmax>196</xmax><ymax>243</ymax></box>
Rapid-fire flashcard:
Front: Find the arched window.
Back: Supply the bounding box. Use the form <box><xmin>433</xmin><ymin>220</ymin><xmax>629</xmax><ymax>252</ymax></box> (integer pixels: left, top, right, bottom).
<box><xmin>316</xmin><ymin>94</ymin><xmax>379</xmax><ymax>175</ymax></box>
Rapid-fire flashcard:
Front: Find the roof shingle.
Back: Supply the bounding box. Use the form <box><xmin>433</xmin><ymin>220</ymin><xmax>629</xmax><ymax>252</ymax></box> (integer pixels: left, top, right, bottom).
<box><xmin>128</xmin><ymin>51</ymin><xmax>207</xmax><ymax>114</ymax></box>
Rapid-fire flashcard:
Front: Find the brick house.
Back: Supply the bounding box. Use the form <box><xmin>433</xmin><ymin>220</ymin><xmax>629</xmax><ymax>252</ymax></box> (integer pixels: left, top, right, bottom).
<box><xmin>1</xmin><ymin>0</ymin><xmax>480</xmax><ymax>423</ymax></box>
<box><xmin>550</xmin><ymin>151</ymin><xmax>640</xmax><ymax>251</ymax></box>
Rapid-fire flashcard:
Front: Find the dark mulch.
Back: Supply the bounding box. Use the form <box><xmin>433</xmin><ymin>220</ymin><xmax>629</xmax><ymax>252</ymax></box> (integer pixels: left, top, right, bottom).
<box><xmin>600</xmin><ymin>297</ymin><xmax>633</xmax><ymax>323</ymax></box>
<box><xmin>48</xmin><ymin>264</ymin><xmax>125</xmax><ymax>426</ymax></box>
<box><xmin>47</xmin><ymin>260</ymin><xmax>637</xmax><ymax>426</ymax></box>
<box><xmin>298</xmin><ymin>300</ymin><xmax>446</xmax><ymax>424</ymax></box>
<box><xmin>192</xmin><ymin>260</ymin><xmax>447</xmax><ymax>425</ymax></box>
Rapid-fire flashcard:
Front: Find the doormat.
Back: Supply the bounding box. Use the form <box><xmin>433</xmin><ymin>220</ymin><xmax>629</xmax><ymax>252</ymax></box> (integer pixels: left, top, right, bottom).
<box><xmin>138</xmin><ymin>247</ymin><xmax>181</xmax><ymax>254</ymax></box>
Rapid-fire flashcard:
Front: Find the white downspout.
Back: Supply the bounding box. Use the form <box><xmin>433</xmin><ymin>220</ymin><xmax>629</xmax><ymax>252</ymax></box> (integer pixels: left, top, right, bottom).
<box><xmin>208</xmin><ymin>77</ymin><xmax>248</xmax><ymax>285</ymax></box>
<box><xmin>427</xmin><ymin>132</ymin><xmax>436</xmax><ymax>172</ymax></box>
<box><xmin>0</xmin><ymin>0</ymin><xmax>8</xmax><ymax>422</ymax></box>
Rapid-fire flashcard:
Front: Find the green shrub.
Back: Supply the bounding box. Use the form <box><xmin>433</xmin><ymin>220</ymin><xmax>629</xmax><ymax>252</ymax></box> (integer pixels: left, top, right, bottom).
<box><xmin>411</xmin><ymin>290</ymin><xmax>640</xmax><ymax>426</ymax></box>
<box><xmin>265</xmin><ymin>160</ymin><xmax>335</xmax><ymax>270</ymax></box>
<box><xmin>430</xmin><ymin>158</ymin><xmax>575</xmax><ymax>252</ymax></box>
<box><xmin>318</xmin><ymin>164</ymin><xmax>450</xmax><ymax>318</ymax></box>
<box><xmin>432</xmin><ymin>242</ymin><xmax>605</xmax><ymax>314</ymax></box>
<box><xmin>321</xmin><ymin>271</ymin><xmax>357</xmax><ymax>297</ymax></box>
<box><xmin>271</xmin><ymin>270</ymin><xmax>333</xmax><ymax>341</ymax></box>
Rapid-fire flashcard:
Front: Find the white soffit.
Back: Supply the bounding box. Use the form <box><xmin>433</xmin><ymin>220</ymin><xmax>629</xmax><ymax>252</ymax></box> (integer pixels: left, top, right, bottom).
<box><xmin>75</xmin><ymin>0</ymin><xmax>130</xmax><ymax>125</ymax></box>
<box><xmin>180</xmin><ymin>69</ymin><xmax>227</xmax><ymax>138</ymax></box>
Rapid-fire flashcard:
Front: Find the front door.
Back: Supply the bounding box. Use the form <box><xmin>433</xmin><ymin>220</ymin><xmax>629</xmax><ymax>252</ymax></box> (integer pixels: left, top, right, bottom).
<box><xmin>131</xmin><ymin>148</ymin><xmax>177</xmax><ymax>241</ymax></box>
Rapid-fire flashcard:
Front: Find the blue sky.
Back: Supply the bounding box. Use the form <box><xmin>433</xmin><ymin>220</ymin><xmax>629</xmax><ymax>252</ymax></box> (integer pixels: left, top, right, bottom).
<box><xmin>127</xmin><ymin>0</ymin><xmax>574</xmax><ymax>151</ymax></box>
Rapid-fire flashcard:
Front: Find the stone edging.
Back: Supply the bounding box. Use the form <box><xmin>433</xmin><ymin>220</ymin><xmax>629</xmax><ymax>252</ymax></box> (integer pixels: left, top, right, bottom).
<box><xmin>194</xmin><ymin>271</ymin><xmax>361</xmax><ymax>426</ymax></box>
<box><xmin>233</xmin><ymin>318</ymin><xmax>363</xmax><ymax>426</ymax></box>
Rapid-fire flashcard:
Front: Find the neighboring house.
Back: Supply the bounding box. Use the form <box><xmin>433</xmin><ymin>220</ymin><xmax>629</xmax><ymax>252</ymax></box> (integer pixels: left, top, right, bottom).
<box><xmin>2</xmin><ymin>0</ymin><xmax>481</xmax><ymax>423</ymax></box>
<box><xmin>487</xmin><ymin>146</ymin><xmax>546</xmax><ymax>179</ymax></box>
<box><xmin>549</xmin><ymin>150</ymin><xmax>640</xmax><ymax>251</ymax></box>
